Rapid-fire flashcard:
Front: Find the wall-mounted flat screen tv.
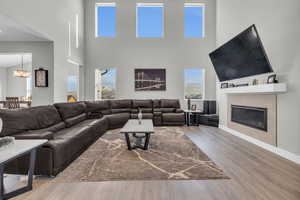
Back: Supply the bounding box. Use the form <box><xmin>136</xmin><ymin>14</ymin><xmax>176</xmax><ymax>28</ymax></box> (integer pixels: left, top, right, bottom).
<box><xmin>209</xmin><ymin>25</ymin><xmax>273</xmax><ymax>82</ymax></box>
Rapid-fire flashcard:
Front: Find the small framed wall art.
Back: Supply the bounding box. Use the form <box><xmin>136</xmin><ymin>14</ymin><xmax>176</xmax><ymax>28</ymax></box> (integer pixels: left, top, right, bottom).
<box><xmin>35</xmin><ymin>68</ymin><xmax>48</xmax><ymax>87</ymax></box>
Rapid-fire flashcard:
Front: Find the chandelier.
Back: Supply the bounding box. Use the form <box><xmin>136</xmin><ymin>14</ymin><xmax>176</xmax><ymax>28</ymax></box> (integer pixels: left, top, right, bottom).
<box><xmin>13</xmin><ymin>55</ymin><xmax>31</xmax><ymax>78</ymax></box>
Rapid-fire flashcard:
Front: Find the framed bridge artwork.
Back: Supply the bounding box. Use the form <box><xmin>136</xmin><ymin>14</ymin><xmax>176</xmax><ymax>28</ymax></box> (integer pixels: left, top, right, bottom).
<box><xmin>135</xmin><ymin>68</ymin><xmax>166</xmax><ymax>91</ymax></box>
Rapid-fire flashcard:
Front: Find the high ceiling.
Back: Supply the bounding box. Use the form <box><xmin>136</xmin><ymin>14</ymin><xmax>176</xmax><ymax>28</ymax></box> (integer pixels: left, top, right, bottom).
<box><xmin>0</xmin><ymin>14</ymin><xmax>50</xmax><ymax>41</ymax></box>
<box><xmin>0</xmin><ymin>54</ymin><xmax>32</xmax><ymax>68</ymax></box>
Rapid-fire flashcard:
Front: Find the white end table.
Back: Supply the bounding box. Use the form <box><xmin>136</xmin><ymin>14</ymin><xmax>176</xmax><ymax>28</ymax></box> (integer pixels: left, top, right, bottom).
<box><xmin>184</xmin><ymin>110</ymin><xmax>204</xmax><ymax>126</ymax></box>
<box><xmin>0</xmin><ymin>140</ymin><xmax>47</xmax><ymax>200</ymax></box>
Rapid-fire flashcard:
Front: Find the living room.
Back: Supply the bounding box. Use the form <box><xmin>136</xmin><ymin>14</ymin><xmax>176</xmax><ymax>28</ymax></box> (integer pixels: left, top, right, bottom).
<box><xmin>0</xmin><ymin>0</ymin><xmax>299</xmax><ymax>200</ymax></box>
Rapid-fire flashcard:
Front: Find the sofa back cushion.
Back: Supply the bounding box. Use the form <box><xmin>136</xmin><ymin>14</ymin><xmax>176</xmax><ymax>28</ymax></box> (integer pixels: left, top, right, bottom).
<box><xmin>0</xmin><ymin>109</ymin><xmax>39</xmax><ymax>136</ymax></box>
<box><xmin>110</xmin><ymin>100</ymin><xmax>132</xmax><ymax>114</ymax></box>
<box><xmin>54</xmin><ymin>102</ymin><xmax>87</xmax><ymax>127</ymax></box>
<box><xmin>85</xmin><ymin>101</ymin><xmax>111</xmax><ymax>117</ymax></box>
<box><xmin>132</xmin><ymin>100</ymin><xmax>153</xmax><ymax>113</ymax></box>
<box><xmin>54</xmin><ymin>102</ymin><xmax>86</xmax><ymax>120</ymax></box>
<box><xmin>31</xmin><ymin>105</ymin><xmax>62</xmax><ymax>129</ymax></box>
<box><xmin>110</xmin><ymin>100</ymin><xmax>132</xmax><ymax>109</ymax></box>
<box><xmin>153</xmin><ymin>100</ymin><xmax>161</xmax><ymax>108</ymax></box>
<box><xmin>160</xmin><ymin>99</ymin><xmax>180</xmax><ymax>109</ymax></box>
<box><xmin>0</xmin><ymin>105</ymin><xmax>63</xmax><ymax>136</ymax></box>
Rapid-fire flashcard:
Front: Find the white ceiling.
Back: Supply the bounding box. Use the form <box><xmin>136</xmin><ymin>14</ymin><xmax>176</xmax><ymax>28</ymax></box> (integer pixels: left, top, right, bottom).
<box><xmin>0</xmin><ymin>54</ymin><xmax>32</xmax><ymax>68</ymax></box>
<box><xmin>0</xmin><ymin>14</ymin><xmax>50</xmax><ymax>41</ymax></box>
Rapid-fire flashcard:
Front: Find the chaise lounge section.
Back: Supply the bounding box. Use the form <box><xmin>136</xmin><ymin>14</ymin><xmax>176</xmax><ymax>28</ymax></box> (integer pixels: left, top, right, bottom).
<box><xmin>0</xmin><ymin>99</ymin><xmax>185</xmax><ymax>176</ymax></box>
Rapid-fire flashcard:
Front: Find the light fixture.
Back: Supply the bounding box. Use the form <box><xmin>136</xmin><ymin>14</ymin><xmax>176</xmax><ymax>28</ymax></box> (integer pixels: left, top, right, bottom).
<box><xmin>13</xmin><ymin>55</ymin><xmax>31</xmax><ymax>78</ymax></box>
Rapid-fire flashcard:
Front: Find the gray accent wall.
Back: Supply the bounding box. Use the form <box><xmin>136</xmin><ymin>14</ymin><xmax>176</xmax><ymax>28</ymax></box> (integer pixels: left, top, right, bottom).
<box><xmin>216</xmin><ymin>0</ymin><xmax>300</xmax><ymax>155</ymax></box>
<box><xmin>84</xmin><ymin>0</ymin><xmax>217</xmax><ymax>105</ymax></box>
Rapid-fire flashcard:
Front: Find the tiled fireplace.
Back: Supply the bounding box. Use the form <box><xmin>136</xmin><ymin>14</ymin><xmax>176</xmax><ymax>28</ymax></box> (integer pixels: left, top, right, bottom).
<box><xmin>227</xmin><ymin>94</ymin><xmax>277</xmax><ymax>146</ymax></box>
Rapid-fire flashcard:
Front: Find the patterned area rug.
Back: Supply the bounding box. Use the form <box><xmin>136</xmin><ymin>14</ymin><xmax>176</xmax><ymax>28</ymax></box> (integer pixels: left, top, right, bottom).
<box><xmin>54</xmin><ymin>127</ymin><xmax>228</xmax><ymax>182</ymax></box>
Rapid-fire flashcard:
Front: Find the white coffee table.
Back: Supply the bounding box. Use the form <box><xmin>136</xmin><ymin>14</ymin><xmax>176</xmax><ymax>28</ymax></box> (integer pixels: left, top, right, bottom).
<box><xmin>120</xmin><ymin>119</ymin><xmax>154</xmax><ymax>150</ymax></box>
<box><xmin>0</xmin><ymin>139</ymin><xmax>47</xmax><ymax>200</ymax></box>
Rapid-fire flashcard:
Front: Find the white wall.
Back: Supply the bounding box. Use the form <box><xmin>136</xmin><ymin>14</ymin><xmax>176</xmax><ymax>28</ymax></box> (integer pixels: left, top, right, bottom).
<box><xmin>0</xmin><ymin>42</ymin><xmax>54</xmax><ymax>106</ymax></box>
<box><xmin>216</xmin><ymin>0</ymin><xmax>300</xmax><ymax>155</ymax></box>
<box><xmin>0</xmin><ymin>0</ymin><xmax>85</xmax><ymax>102</ymax></box>
<box><xmin>0</xmin><ymin>68</ymin><xmax>7</xmax><ymax>100</ymax></box>
<box><xmin>6</xmin><ymin>66</ymin><xmax>28</xmax><ymax>97</ymax></box>
<box><xmin>85</xmin><ymin>0</ymin><xmax>217</xmax><ymax>107</ymax></box>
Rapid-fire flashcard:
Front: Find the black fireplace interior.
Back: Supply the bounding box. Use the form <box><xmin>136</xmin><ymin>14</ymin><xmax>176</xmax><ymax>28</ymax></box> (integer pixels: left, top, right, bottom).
<box><xmin>231</xmin><ymin>105</ymin><xmax>268</xmax><ymax>131</ymax></box>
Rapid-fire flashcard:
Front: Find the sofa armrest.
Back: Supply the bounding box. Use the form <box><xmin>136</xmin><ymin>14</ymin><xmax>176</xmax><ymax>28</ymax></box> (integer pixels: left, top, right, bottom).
<box><xmin>175</xmin><ymin>109</ymin><xmax>184</xmax><ymax>113</ymax></box>
<box><xmin>13</xmin><ymin>131</ymin><xmax>54</xmax><ymax>140</ymax></box>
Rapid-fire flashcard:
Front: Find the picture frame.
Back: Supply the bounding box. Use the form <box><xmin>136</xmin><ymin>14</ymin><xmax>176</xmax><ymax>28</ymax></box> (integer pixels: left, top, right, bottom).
<box><xmin>191</xmin><ymin>105</ymin><xmax>197</xmax><ymax>111</ymax></box>
<box><xmin>221</xmin><ymin>83</ymin><xmax>228</xmax><ymax>89</ymax></box>
<box><xmin>35</xmin><ymin>68</ymin><xmax>48</xmax><ymax>87</ymax></box>
<box><xmin>267</xmin><ymin>74</ymin><xmax>277</xmax><ymax>84</ymax></box>
<box><xmin>135</xmin><ymin>68</ymin><xmax>166</xmax><ymax>91</ymax></box>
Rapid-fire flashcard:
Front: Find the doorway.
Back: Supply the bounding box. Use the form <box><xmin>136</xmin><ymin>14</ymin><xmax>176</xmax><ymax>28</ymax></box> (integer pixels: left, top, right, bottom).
<box><xmin>0</xmin><ymin>53</ymin><xmax>32</xmax><ymax>108</ymax></box>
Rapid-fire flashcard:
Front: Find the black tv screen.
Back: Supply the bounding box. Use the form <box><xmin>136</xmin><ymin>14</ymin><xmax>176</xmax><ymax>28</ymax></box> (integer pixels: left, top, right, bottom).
<box><xmin>209</xmin><ymin>25</ymin><xmax>273</xmax><ymax>82</ymax></box>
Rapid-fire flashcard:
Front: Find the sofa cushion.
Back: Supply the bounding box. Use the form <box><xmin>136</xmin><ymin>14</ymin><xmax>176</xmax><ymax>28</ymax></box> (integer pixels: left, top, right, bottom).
<box><xmin>132</xmin><ymin>100</ymin><xmax>153</xmax><ymax>109</ymax></box>
<box><xmin>131</xmin><ymin>108</ymin><xmax>153</xmax><ymax>114</ymax></box>
<box><xmin>162</xmin><ymin>113</ymin><xmax>185</xmax><ymax>123</ymax></box>
<box><xmin>64</xmin><ymin>113</ymin><xmax>87</xmax><ymax>128</ymax></box>
<box><xmin>76</xmin><ymin>117</ymin><xmax>109</xmax><ymax>137</ymax></box>
<box><xmin>85</xmin><ymin>101</ymin><xmax>111</xmax><ymax>116</ymax></box>
<box><xmin>110</xmin><ymin>100</ymin><xmax>132</xmax><ymax>109</ymax></box>
<box><xmin>153</xmin><ymin>100</ymin><xmax>161</xmax><ymax>108</ymax></box>
<box><xmin>30</xmin><ymin>105</ymin><xmax>62</xmax><ymax>129</ymax></box>
<box><xmin>0</xmin><ymin>108</ymin><xmax>40</xmax><ymax>136</ymax></box>
<box><xmin>0</xmin><ymin>105</ymin><xmax>63</xmax><ymax>137</ymax></box>
<box><xmin>54</xmin><ymin>102</ymin><xmax>87</xmax><ymax>120</ymax></box>
<box><xmin>13</xmin><ymin>131</ymin><xmax>54</xmax><ymax>140</ymax></box>
<box><xmin>106</xmin><ymin>113</ymin><xmax>130</xmax><ymax>128</ymax></box>
<box><xmin>160</xmin><ymin>108</ymin><xmax>176</xmax><ymax>113</ymax></box>
<box><xmin>111</xmin><ymin>108</ymin><xmax>131</xmax><ymax>114</ymax></box>
<box><xmin>161</xmin><ymin>99</ymin><xmax>180</xmax><ymax>108</ymax></box>
<box><xmin>53</xmin><ymin>126</ymin><xmax>94</xmax><ymax>153</ymax></box>
<box><xmin>131</xmin><ymin>113</ymin><xmax>153</xmax><ymax>119</ymax></box>
<box><xmin>42</xmin><ymin>122</ymin><xmax>66</xmax><ymax>133</ymax></box>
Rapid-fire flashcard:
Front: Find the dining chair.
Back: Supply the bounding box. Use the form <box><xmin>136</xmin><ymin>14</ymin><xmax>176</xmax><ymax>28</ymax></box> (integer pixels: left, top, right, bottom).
<box><xmin>6</xmin><ymin>97</ymin><xmax>21</xmax><ymax>109</ymax></box>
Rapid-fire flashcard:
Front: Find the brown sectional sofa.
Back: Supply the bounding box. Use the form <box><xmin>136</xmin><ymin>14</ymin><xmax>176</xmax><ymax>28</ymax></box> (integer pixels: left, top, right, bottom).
<box><xmin>0</xmin><ymin>99</ymin><xmax>185</xmax><ymax>176</ymax></box>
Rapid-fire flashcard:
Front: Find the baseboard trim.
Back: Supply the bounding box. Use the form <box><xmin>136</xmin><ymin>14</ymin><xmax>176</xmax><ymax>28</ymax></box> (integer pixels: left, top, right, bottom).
<box><xmin>219</xmin><ymin>125</ymin><xmax>300</xmax><ymax>165</ymax></box>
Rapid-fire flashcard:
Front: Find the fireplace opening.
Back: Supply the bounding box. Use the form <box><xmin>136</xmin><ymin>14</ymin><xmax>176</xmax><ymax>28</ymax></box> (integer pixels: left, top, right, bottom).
<box><xmin>231</xmin><ymin>105</ymin><xmax>268</xmax><ymax>131</ymax></box>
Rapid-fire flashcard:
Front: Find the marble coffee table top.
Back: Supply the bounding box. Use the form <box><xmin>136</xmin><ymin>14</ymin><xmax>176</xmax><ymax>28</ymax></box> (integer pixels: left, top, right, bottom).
<box><xmin>0</xmin><ymin>139</ymin><xmax>47</xmax><ymax>164</ymax></box>
<box><xmin>120</xmin><ymin>119</ymin><xmax>154</xmax><ymax>133</ymax></box>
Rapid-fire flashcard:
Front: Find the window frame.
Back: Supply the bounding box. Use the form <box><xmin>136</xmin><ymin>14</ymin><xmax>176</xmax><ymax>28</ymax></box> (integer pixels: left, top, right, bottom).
<box><xmin>95</xmin><ymin>2</ymin><xmax>117</xmax><ymax>38</ymax></box>
<box><xmin>136</xmin><ymin>3</ymin><xmax>165</xmax><ymax>38</ymax></box>
<box><xmin>184</xmin><ymin>3</ymin><xmax>206</xmax><ymax>38</ymax></box>
<box><xmin>184</xmin><ymin>68</ymin><xmax>206</xmax><ymax>100</ymax></box>
<box><xmin>95</xmin><ymin>68</ymin><xmax>117</xmax><ymax>100</ymax></box>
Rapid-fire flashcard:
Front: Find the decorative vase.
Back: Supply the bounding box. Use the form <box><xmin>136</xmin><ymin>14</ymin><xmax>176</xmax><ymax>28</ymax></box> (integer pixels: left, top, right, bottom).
<box><xmin>138</xmin><ymin>108</ymin><xmax>143</xmax><ymax>124</ymax></box>
<box><xmin>187</xmin><ymin>98</ymin><xmax>191</xmax><ymax>110</ymax></box>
